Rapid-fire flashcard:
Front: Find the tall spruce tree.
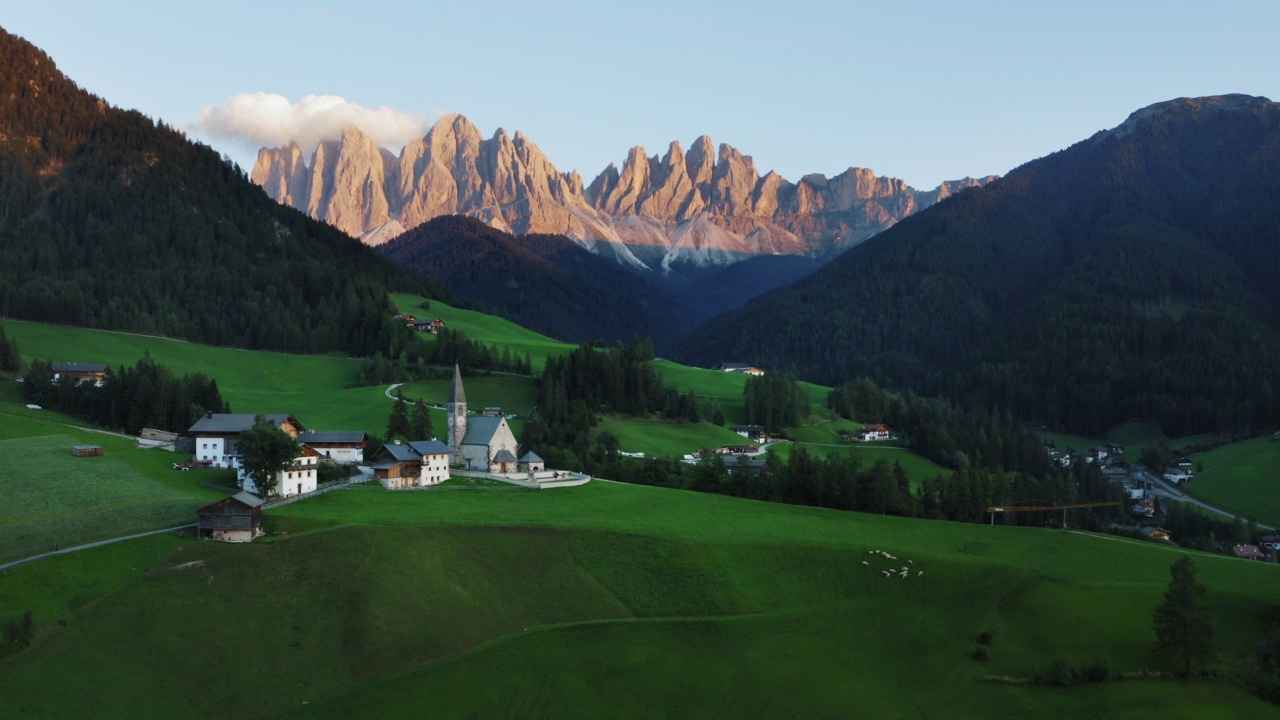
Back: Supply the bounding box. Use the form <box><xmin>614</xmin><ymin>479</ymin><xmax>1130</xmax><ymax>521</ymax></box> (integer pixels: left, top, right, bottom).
<box><xmin>386</xmin><ymin>392</ymin><xmax>410</xmax><ymax>441</ymax></box>
<box><xmin>409</xmin><ymin>399</ymin><xmax>433</xmax><ymax>440</ymax></box>
<box><xmin>238</xmin><ymin>415</ymin><xmax>300</xmax><ymax>498</ymax></box>
<box><xmin>1153</xmin><ymin>555</ymin><xmax>1217</xmax><ymax>676</ymax></box>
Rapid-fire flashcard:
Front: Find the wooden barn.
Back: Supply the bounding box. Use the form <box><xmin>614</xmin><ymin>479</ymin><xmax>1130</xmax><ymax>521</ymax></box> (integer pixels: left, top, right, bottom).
<box><xmin>71</xmin><ymin>445</ymin><xmax>104</xmax><ymax>457</ymax></box>
<box><xmin>197</xmin><ymin>492</ymin><xmax>264</xmax><ymax>543</ymax></box>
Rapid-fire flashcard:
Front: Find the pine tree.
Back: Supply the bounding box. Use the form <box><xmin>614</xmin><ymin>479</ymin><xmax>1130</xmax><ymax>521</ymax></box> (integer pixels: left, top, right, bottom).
<box><xmin>409</xmin><ymin>399</ymin><xmax>433</xmax><ymax>440</ymax></box>
<box><xmin>386</xmin><ymin>392</ymin><xmax>410</xmax><ymax>441</ymax></box>
<box><xmin>1153</xmin><ymin>555</ymin><xmax>1217</xmax><ymax>676</ymax></box>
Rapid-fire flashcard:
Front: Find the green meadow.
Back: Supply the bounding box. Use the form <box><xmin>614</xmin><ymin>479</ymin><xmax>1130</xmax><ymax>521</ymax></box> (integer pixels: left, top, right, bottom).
<box><xmin>1184</xmin><ymin>436</ymin><xmax>1280</xmax><ymax>527</ymax></box>
<box><xmin>0</xmin><ymin>406</ymin><xmax>223</xmax><ymax>563</ymax></box>
<box><xmin>3</xmin><ymin>482</ymin><xmax>1280</xmax><ymax>718</ymax></box>
<box><xmin>390</xmin><ymin>293</ymin><xmax>576</xmax><ymax>373</ymax></box>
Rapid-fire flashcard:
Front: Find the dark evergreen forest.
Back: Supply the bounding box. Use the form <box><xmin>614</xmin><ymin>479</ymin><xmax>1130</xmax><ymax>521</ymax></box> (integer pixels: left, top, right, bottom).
<box><xmin>680</xmin><ymin>96</ymin><xmax>1280</xmax><ymax>437</ymax></box>
<box><xmin>0</xmin><ymin>29</ymin><xmax>447</xmax><ymax>355</ymax></box>
<box><xmin>377</xmin><ymin>216</ymin><xmax>686</xmax><ymax>347</ymax></box>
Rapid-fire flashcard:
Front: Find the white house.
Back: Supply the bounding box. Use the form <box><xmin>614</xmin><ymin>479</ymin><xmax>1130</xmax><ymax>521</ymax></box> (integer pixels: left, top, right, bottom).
<box><xmin>1162</xmin><ymin>467</ymin><xmax>1192</xmax><ymax>484</ymax></box>
<box><xmin>188</xmin><ymin>413</ymin><xmax>304</xmax><ymax>469</ymax></box>
<box><xmin>732</xmin><ymin>425</ymin><xmax>767</xmax><ymax>442</ymax></box>
<box><xmin>238</xmin><ymin>444</ymin><xmax>319</xmax><ymax>497</ymax></box>
<box><xmin>299</xmin><ymin>430</ymin><xmax>368</xmax><ymax>464</ymax></box>
<box><xmin>859</xmin><ymin>424</ymin><xmax>891</xmax><ymax>442</ymax></box>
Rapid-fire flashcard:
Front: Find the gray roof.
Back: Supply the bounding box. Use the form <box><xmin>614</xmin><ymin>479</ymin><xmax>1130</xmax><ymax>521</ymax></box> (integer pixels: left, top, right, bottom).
<box><xmin>298</xmin><ymin>430</ymin><xmax>367</xmax><ymax>444</ymax></box>
<box><xmin>450</xmin><ymin>364</ymin><xmax>466</xmax><ymax>405</ymax></box>
<box><xmin>189</xmin><ymin>413</ymin><xmax>297</xmax><ymax>435</ymax></box>
<box><xmin>409</xmin><ymin>440</ymin><xmax>450</xmax><ymax>456</ymax></box>
<box><xmin>492</xmin><ymin>449</ymin><xmax>518</xmax><ymax>463</ymax></box>
<box><xmin>462</xmin><ymin>416</ymin><xmax>504</xmax><ymax>446</ymax></box>
<box><xmin>519</xmin><ymin>451</ymin><xmax>543</xmax><ymax>462</ymax></box>
<box><xmin>380</xmin><ymin>439</ymin><xmax>450</xmax><ymax>462</ymax></box>
<box><xmin>231</xmin><ymin>491</ymin><xmax>264</xmax><ymax>508</ymax></box>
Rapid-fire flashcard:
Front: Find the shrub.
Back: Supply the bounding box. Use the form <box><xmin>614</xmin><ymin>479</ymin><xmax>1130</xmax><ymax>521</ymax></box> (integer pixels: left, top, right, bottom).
<box><xmin>971</xmin><ymin>646</ymin><xmax>988</xmax><ymax>662</ymax></box>
<box><xmin>977</xmin><ymin>630</ymin><xmax>995</xmax><ymax>646</ymax></box>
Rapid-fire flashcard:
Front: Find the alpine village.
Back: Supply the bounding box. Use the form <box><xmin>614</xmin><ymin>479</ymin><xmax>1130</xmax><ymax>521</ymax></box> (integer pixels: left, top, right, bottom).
<box><xmin>5</xmin><ymin>10</ymin><xmax>1280</xmax><ymax>720</ymax></box>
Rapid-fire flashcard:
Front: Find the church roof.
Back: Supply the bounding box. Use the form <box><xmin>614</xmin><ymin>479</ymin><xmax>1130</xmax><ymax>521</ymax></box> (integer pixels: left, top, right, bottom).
<box><xmin>519</xmin><ymin>451</ymin><xmax>543</xmax><ymax>462</ymax></box>
<box><xmin>493</xmin><ymin>449</ymin><xmax>518</xmax><ymax>463</ymax></box>
<box><xmin>461</xmin><ymin>416</ymin><xmax>505</xmax><ymax>446</ymax></box>
<box><xmin>450</xmin><ymin>364</ymin><xmax>466</xmax><ymax>405</ymax></box>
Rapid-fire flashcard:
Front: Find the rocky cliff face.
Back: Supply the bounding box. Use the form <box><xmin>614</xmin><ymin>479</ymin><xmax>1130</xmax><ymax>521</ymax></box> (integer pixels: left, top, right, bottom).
<box><xmin>252</xmin><ymin>114</ymin><xmax>993</xmax><ymax>270</ymax></box>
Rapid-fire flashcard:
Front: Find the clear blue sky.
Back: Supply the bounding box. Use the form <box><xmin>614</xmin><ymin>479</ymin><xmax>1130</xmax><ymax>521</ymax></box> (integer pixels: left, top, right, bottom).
<box><xmin>6</xmin><ymin>1</ymin><xmax>1278</xmax><ymax>189</ymax></box>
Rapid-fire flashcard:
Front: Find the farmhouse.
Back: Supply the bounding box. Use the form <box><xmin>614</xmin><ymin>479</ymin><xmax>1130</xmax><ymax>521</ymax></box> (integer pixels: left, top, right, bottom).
<box><xmin>413</xmin><ymin>318</ymin><xmax>446</xmax><ymax>334</ymax></box>
<box><xmin>713</xmin><ymin>362</ymin><xmax>765</xmax><ymax>376</ymax></box>
<box><xmin>299</xmin><ymin>430</ymin><xmax>368</xmax><ymax>464</ymax></box>
<box><xmin>1233</xmin><ymin>544</ymin><xmax>1266</xmax><ymax>561</ymax></box>
<box><xmin>448</xmin><ymin>366</ymin><xmax>521</xmax><ymax>473</ymax></box>
<box><xmin>1162</xmin><ymin>467</ymin><xmax>1192</xmax><ymax>483</ymax></box>
<box><xmin>1141</xmin><ymin>526</ymin><xmax>1172</xmax><ymax>541</ymax></box>
<box><xmin>372</xmin><ymin>439</ymin><xmax>451</xmax><ymax>489</ymax></box>
<box><xmin>732</xmin><ymin>425</ymin><xmax>767</xmax><ymax>442</ymax></box>
<box><xmin>240</xmin><ymin>443</ymin><xmax>319</xmax><ymax>497</ymax></box>
<box><xmin>1260</xmin><ymin>535</ymin><xmax>1280</xmax><ymax>552</ymax></box>
<box><xmin>197</xmin><ymin>491</ymin><xmax>263</xmax><ymax>543</ymax></box>
<box><xmin>188</xmin><ymin>412</ymin><xmax>304</xmax><ymax>469</ymax></box>
<box><xmin>50</xmin><ymin>362</ymin><xmax>110</xmax><ymax>387</ymax></box>
<box><xmin>859</xmin><ymin>424</ymin><xmax>891</xmax><ymax>442</ymax></box>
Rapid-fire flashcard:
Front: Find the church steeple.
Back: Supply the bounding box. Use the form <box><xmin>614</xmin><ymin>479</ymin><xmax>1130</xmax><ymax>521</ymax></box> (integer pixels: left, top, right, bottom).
<box><xmin>447</xmin><ymin>364</ymin><xmax>467</xmax><ymax>467</ymax></box>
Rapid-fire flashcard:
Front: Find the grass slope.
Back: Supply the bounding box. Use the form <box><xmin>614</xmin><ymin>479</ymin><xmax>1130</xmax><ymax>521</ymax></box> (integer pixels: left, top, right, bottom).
<box><xmin>391</xmin><ymin>293</ymin><xmax>576</xmax><ymax>374</ymax></box>
<box><xmin>1184</xmin><ymin>436</ymin><xmax>1280</xmax><ymax>527</ymax></box>
<box><xmin>0</xmin><ymin>435</ymin><xmax>212</xmax><ymax>563</ymax></box>
<box><xmin>3</xmin><ymin>482</ymin><xmax>1280</xmax><ymax>718</ymax></box>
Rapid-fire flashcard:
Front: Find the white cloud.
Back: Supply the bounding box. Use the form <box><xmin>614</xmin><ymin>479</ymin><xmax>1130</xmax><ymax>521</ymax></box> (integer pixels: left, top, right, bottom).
<box><xmin>193</xmin><ymin>92</ymin><xmax>434</xmax><ymax>155</ymax></box>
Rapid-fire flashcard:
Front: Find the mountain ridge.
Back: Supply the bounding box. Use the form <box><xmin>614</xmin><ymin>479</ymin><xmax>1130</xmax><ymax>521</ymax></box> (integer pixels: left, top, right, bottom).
<box><xmin>252</xmin><ymin>115</ymin><xmax>994</xmax><ymax>270</ymax></box>
<box><xmin>677</xmin><ymin>94</ymin><xmax>1280</xmax><ymax>437</ymax></box>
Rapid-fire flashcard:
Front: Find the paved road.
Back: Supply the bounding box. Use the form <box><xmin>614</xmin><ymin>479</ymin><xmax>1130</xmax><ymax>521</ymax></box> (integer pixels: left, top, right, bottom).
<box><xmin>1141</xmin><ymin>469</ymin><xmax>1276</xmax><ymax>531</ymax></box>
<box><xmin>0</xmin><ymin>524</ymin><xmax>197</xmax><ymax>573</ymax></box>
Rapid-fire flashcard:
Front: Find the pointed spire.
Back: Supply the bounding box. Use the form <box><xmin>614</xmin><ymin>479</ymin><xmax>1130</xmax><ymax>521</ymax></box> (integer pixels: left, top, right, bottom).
<box><xmin>450</xmin><ymin>364</ymin><xmax>466</xmax><ymax>405</ymax></box>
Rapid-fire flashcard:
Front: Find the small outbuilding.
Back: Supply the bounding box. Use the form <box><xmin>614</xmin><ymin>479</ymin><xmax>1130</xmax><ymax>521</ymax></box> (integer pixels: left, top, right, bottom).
<box><xmin>518</xmin><ymin>451</ymin><xmax>545</xmax><ymax>473</ymax></box>
<box><xmin>71</xmin><ymin>445</ymin><xmax>104</xmax><ymax>457</ymax></box>
<box><xmin>197</xmin><ymin>492</ymin><xmax>264</xmax><ymax>543</ymax></box>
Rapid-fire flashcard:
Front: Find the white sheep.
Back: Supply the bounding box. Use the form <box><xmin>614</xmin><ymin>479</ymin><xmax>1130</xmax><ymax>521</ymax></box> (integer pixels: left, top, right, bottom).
<box><xmin>908</xmin><ymin>560</ymin><xmax>913</xmax><ymax>565</ymax></box>
<box><xmin>918</xmin><ymin>570</ymin><xmax>923</xmax><ymax>577</ymax></box>
<box><xmin>862</xmin><ymin>561</ymin><xmax>869</xmax><ymax>566</ymax></box>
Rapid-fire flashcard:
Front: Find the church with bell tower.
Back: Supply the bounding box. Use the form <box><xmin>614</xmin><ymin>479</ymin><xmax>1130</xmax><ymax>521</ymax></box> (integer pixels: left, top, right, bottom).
<box><xmin>447</xmin><ymin>364</ymin><xmax>521</xmax><ymax>473</ymax></box>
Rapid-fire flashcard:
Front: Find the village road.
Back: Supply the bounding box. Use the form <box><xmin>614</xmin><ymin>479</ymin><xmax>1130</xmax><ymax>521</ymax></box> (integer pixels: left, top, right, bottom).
<box><xmin>1142</xmin><ymin>470</ymin><xmax>1276</xmax><ymax>531</ymax></box>
<box><xmin>0</xmin><ymin>524</ymin><xmax>197</xmax><ymax>573</ymax></box>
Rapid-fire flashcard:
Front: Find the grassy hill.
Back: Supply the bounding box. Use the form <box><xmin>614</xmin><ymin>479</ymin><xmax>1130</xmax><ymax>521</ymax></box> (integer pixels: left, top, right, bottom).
<box><xmin>4</xmin><ymin>482</ymin><xmax>1280</xmax><ymax>718</ymax></box>
<box><xmin>0</xmin><ymin>390</ymin><xmax>224</xmax><ymax>562</ymax></box>
<box><xmin>1183</xmin><ymin>435</ymin><xmax>1280</xmax><ymax>527</ymax></box>
<box><xmin>3</xmin><ymin>307</ymin><xmax>953</xmax><ymax>491</ymax></box>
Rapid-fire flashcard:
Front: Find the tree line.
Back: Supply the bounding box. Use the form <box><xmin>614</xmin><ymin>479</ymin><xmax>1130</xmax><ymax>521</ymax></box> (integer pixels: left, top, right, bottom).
<box><xmin>22</xmin><ymin>353</ymin><xmax>229</xmax><ymax>435</ymax></box>
<box><xmin>521</xmin><ymin>339</ymin><xmax>699</xmax><ymax>467</ymax></box>
<box><xmin>355</xmin><ymin>327</ymin><xmax>533</xmax><ymax>385</ymax></box>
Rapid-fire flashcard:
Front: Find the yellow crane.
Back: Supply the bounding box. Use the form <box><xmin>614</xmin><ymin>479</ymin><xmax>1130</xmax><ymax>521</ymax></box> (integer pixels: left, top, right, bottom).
<box><xmin>985</xmin><ymin>501</ymin><xmax>1121</xmax><ymax>526</ymax></box>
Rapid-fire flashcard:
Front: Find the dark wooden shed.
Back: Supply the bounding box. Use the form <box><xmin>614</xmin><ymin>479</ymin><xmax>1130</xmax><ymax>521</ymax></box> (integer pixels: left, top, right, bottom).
<box><xmin>197</xmin><ymin>491</ymin><xmax>264</xmax><ymax>543</ymax></box>
<box><xmin>71</xmin><ymin>445</ymin><xmax>104</xmax><ymax>457</ymax></box>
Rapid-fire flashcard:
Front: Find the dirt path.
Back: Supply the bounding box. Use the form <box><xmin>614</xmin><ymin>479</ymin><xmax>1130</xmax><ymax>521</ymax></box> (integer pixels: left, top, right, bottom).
<box><xmin>0</xmin><ymin>524</ymin><xmax>196</xmax><ymax>573</ymax></box>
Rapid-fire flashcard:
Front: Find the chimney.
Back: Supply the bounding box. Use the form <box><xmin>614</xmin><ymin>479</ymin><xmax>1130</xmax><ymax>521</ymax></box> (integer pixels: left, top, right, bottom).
<box><xmin>206</xmin><ymin>411</ymin><xmax>214</xmax><ymax>419</ymax></box>
<box><xmin>394</xmin><ymin>439</ymin><xmax>401</xmax><ymax>445</ymax></box>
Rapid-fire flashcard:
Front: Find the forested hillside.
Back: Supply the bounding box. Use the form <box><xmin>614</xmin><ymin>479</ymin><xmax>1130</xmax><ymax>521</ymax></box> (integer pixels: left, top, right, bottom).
<box><xmin>681</xmin><ymin>95</ymin><xmax>1280</xmax><ymax>437</ymax></box>
<box><xmin>377</xmin><ymin>216</ymin><xmax>687</xmax><ymax>346</ymax></box>
<box><xmin>0</xmin><ymin>29</ymin><xmax>447</xmax><ymax>354</ymax></box>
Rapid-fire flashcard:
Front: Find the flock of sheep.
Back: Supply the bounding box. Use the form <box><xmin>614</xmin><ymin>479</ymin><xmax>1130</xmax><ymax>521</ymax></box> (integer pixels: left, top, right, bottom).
<box><xmin>863</xmin><ymin>549</ymin><xmax>923</xmax><ymax>579</ymax></box>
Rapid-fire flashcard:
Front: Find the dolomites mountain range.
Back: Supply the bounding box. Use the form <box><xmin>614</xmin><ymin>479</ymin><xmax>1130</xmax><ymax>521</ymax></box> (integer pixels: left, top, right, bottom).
<box><xmin>252</xmin><ymin>113</ymin><xmax>994</xmax><ymax>270</ymax></box>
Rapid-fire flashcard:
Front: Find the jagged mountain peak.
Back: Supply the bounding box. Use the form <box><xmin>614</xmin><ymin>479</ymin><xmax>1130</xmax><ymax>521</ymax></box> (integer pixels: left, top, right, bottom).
<box><xmin>254</xmin><ymin>116</ymin><xmax>991</xmax><ymax>267</ymax></box>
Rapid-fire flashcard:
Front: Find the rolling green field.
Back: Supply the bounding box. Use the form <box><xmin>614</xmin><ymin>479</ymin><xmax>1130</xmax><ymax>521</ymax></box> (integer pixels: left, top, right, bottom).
<box><xmin>0</xmin><ymin>434</ymin><xmax>215</xmax><ymax>563</ymax></box>
<box><xmin>595</xmin><ymin>417</ymin><xmax>748</xmax><ymax>457</ymax></box>
<box><xmin>4</xmin><ymin>482</ymin><xmax>1280</xmax><ymax>718</ymax></box>
<box><xmin>1183</xmin><ymin>436</ymin><xmax>1280</xmax><ymax>527</ymax></box>
<box><xmin>390</xmin><ymin>293</ymin><xmax>576</xmax><ymax>373</ymax></box>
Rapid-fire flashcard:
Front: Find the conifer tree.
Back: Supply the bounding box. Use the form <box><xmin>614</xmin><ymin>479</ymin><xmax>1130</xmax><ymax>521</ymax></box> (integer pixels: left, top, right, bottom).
<box><xmin>386</xmin><ymin>392</ymin><xmax>410</xmax><ymax>441</ymax></box>
<box><xmin>1153</xmin><ymin>555</ymin><xmax>1217</xmax><ymax>676</ymax></box>
<box><xmin>409</xmin><ymin>399</ymin><xmax>433</xmax><ymax>440</ymax></box>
